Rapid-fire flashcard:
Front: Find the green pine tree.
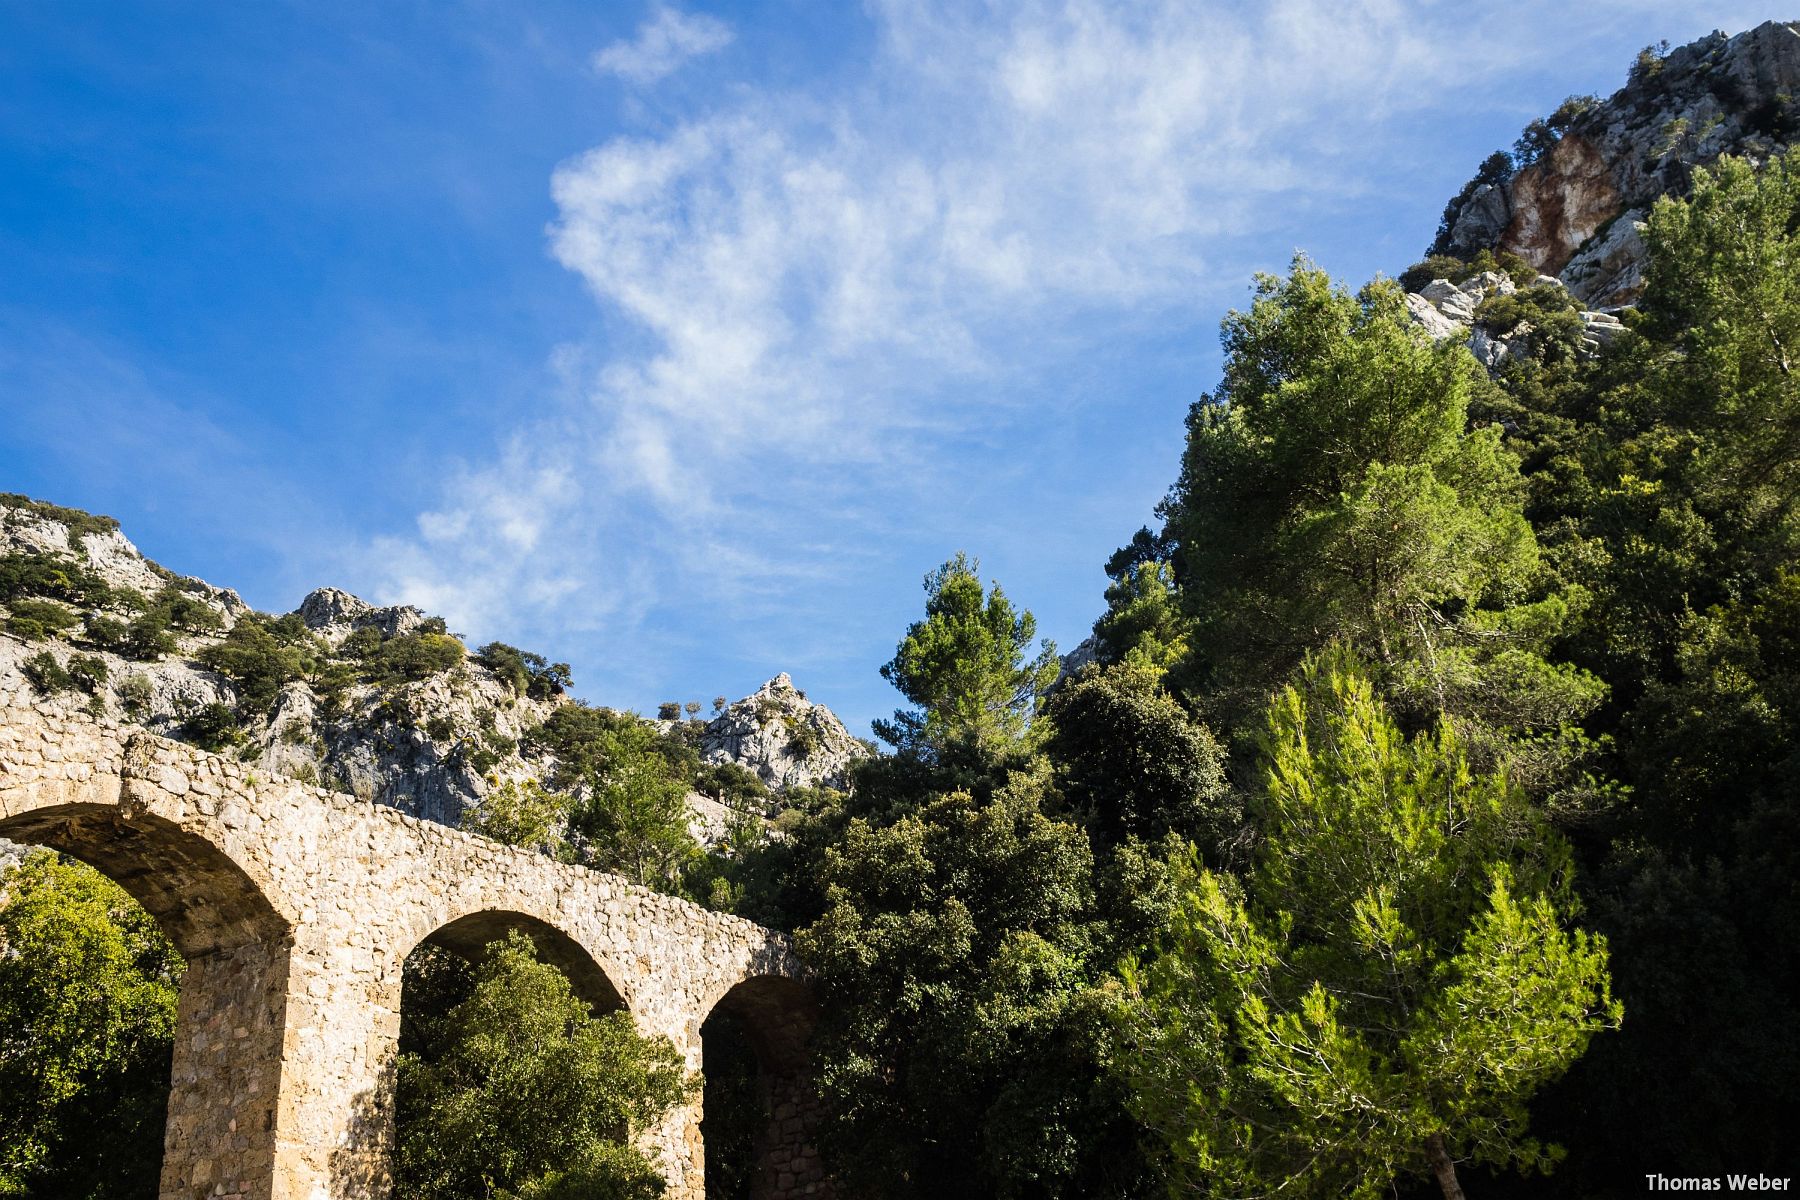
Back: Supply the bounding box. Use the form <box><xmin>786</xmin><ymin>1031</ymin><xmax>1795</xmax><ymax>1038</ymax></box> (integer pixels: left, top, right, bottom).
<box><xmin>874</xmin><ymin>552</ymin><xmax>1058</xmax><ymax>755</ymax></box>
<box><xmin>1153</xmin><ymin>258</ymin><xmax>1601</xmax><ymax>748</ymax></box>
<box><xmin>1110</xmin><ymin>654</ymin><xmax>1619</xmax><ymax>1199</ymax></box>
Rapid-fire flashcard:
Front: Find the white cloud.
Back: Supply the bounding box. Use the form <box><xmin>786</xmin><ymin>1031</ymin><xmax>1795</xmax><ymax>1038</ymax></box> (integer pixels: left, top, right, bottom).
<box><xmin>592</xmin><ymin>6</ymin><xmax>733</xmax><ymax>86</ymax></box>
<box><xmin>369</xmin><ymin>0</ymin><xmax>1772</xmax><ymax>701</ymax></box>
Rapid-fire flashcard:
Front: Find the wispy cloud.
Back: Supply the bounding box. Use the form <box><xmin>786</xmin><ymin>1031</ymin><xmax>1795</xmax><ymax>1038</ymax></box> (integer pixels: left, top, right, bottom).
<box><xmin>592</xmin><ymin>5</ymin><xmax>733</xmax><ymax>86</ymax></box>
<box><xmin>366</xmin><ymin>0</ymin><xmax>1771</xmax><ymax>709</ymax></box>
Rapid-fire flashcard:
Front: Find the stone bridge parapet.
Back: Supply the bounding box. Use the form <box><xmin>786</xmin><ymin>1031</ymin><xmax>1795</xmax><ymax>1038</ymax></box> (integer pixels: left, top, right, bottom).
<box><xmin>0</xmin><ymin>680</ymin><xmax>829</xmax><ymax>1200</ymax></box>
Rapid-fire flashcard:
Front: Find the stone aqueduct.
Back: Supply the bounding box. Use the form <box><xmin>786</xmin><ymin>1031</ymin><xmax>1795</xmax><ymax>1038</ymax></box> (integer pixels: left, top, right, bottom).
<box><xmin>0</xmin><ymin>686</ymin><xmax>831</xmax><ymax>1200</ymax></box>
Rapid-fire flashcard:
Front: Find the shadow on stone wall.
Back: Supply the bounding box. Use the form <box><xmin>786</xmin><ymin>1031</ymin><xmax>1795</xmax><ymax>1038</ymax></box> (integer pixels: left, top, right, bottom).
<box><xmin>329</xmin><ymin>1082</ymin><xmax>394</xmax><ymax>1200</ymax></box>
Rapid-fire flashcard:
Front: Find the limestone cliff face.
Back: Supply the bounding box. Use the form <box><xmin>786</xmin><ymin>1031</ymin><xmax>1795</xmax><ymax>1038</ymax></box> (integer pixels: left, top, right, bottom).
<box><xmin>1500</xmin><ymin>133</ymin><xmax>1621</xmax><ymax>277</ymax></box>
<box><xmin>1439</xmin><ymin>19</ymin><xmax>1800</xmax><ymax>305</ymax></box>
<box><xmin>1</xmin><ymin>500</ymin><xmax>856</xmax><ymax>836</ymax></box>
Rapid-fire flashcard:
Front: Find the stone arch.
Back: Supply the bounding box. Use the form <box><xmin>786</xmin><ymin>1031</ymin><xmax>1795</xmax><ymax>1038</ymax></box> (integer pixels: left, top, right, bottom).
<box><xmin>0</xmin><ymin>793</ymin><xmax>296</xmax><ymax>1200</ymax></box>
<box><xmin>414</xmin><ymin>908</ymin><xmax>627</xmax><ymax>1014</ymax></box>
<box><xmin>699</xmin><ymin>972</ymin><xmax>830</xmax><ymax>1199</ymax></box>
<box><xmin>1</xmin><ymin>704</ymin><xmax>814</xmax><ymax>1199</ymax></box>
<box><xmin>0</xmin><ymin>799</ymin><xmax>290</xmax><ymax>957</ymax></box>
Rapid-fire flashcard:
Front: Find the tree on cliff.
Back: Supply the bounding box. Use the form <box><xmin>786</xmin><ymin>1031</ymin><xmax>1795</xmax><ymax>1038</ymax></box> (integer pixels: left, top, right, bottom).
<box><xmin>873</xmin><ymin>552</ymin><xmax>1058</xmax><ymax>755</ymax></box>
<box><xmin>1109</xmin><ymin>655</ymin><xmax>1619</xmax><ymax>1200</ymax></box>
<box><xmin>571</xmin><ymin>722</ymin><xmax>703</xmax><ymax>894</ymax></box>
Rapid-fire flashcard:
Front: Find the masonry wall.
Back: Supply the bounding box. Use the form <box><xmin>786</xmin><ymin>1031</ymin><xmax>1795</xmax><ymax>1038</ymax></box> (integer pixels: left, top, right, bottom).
<box><xmin>0</xmin><ymin>681</ymin><xmax>831</xmax><ymax>1200</ymax></box>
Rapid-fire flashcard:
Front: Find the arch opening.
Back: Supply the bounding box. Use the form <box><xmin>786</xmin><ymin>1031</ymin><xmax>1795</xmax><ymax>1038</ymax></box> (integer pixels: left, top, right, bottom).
<box><xmin>0</xmin><ymin>801</ymin><xmax>290</xmax><ymax>958</ymax></box>
<box><xmin>701</xmin><ymin>974</ymin><xmax>827</xmax><ymax>1200</ymax></box>
<box><xmin>0</xmin><ymin>800</ymin><xmax>293</xmax><ymax>1200</ymax></box>
<box><xmin>394</xmin><ymin>910</ymin><xmax>690</xmax><ymax>1200</ymax></box>
<box><xmin>415</xmin><ymin>908</ymin><xmax>626</xmax><ymax>1015</ymax></box>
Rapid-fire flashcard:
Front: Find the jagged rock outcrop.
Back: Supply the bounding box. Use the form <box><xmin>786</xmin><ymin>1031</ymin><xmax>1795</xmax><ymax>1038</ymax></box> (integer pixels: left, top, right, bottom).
<box><xmin>699</xmin><ymin>673</ymin><xmax>863</xmax><ymax>791</ymax></box>
<box><xmin>1404</xmin><ymin>270</ymin><xmax>1626</xmax><ymax>365</ymax></box>
<box><xmin>2</xmin><ymin>499</ymin><xmax>246</xmax><ymax>620</ymax></box>
<box><xmin>296</xmin><ymin>586</ymin><xmax>431</xmax><ymax>643</ymax></box>
<box><xmin>1438</xmin><ymin>19</ymin><xmax>1800</xmax><ymax>306</ymax></box>
<box><xmin>1057</xmin><ymin>634</ymin><xmax>1101</xmax><ymax>681</ymax></box>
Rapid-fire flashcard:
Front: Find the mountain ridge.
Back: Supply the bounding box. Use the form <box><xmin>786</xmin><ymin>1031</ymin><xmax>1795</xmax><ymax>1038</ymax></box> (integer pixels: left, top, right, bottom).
<box><xmin>0</xmin><ymin>493</ymin><xmax>863</xmax><ymax>843</ymax></box>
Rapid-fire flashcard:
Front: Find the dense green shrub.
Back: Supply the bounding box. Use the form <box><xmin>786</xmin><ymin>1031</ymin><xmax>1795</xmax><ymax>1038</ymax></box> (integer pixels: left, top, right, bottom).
<box><xmin>81</xmin><ymin>614</ymin><xmax>129</xmax><ymax>651</ymax></box>
<box><xmin>526</xmin><ymin>704</ymin><xmax>642</xmax><ymax>783</ymax></box>
<box><xmin>21</xmin><ymin>651</ymin><xmax>74</xmax><ymax>695</ymax></box>
<box><xmin>149</xmin><ymin>585</ymin><xmax>224</xmax><ymax>635</ymax></box>
<box><xmin>114</xmin><ymin>674</ymin><xmax>154</xmax><ymax>717</ymax></box>
<box><xmin>0</xmin><ymin>493</ymin><xmax>121</xmax><ymax>537</ymax></box>
<box><xmin>394</xmin><ymin>932</ymin><xmax>690</xmax><ymax>1200</ymax></box>
<box><xmin>475</xmin><ymin>641</ymin><xmax>572</xmax><ymax>699</ymax></box>
<box><xmin>460</xmin><ymin>779</ymin><xmax>572</xmax><ymax>857</ymax></box>
<box><xmin>1473</xmin><ymin>283</ymin><xmax>1588</xmax><ymax>363</ymax></box>
<box><xmin>66</xmin><ymin>654</ymin><xmax>108</xmax><ymax>695</ymax></box>
<box><xmin>692</xmin><ymin>760</ymin><xmax>769</xmax><ymax>807</ymax></box>
<box><xmin>183</xmin><ymin>703</ymin><xmax>242</xmax><ymax>752</ymax></box>
<box><xmin>120</xmin><ymin>612</ymin><xmax>177</xmax><ymax>661</ymax></box>
<box><xmin>0</xmin><ymin>552</ymin><xmax>110</xmax><ymax>607</ymax></box>
<box><xmin>1041</xmin><ymin>663</ymin><xmax>1234</xmax><ymax>854</ymax></box>
<box><xmin>19</xmin><ymin>649</ymin><xmax>106</xmax><ymax>702</ymax></box>
<box><xmin>4</xmin><ymin>597</ymin><xmax>80</xmax><ymax>640</ymax></box>
<box><xmin>338</xmin><ymin>625</ymin><xmax>381</xmax><ymax>659</ymax></box>
<box><xmin>366</xmin><ymin>632</ymin><xmax>465</xmax><ymax>686</ymax></box>
<box><xmin>198</xmin><ymin>615</ymin><xmax>315</xmax><ymax>710</ymax></box>
<box><xmin>1398</xmin><ymin>252</ymin><xmax>1475</xmax><ymax>293</ymax></box>
<box><xmin>1399</xmin><ymin>247</ymin><xmax>1540</xmax><ymax>294</ymax></box>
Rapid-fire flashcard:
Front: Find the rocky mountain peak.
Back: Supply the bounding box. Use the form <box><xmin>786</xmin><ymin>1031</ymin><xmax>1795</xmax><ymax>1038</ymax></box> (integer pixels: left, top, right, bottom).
<box><xmin>700</xmin><ymin>674</ymin><xmax>863</xmax><ymax>791</ymax></box>
<box><xmin>760</xmin><ymin>672</ymin><xmax>799</xmax><ymax>697</ymax></box>
<box><xmin>1436</xmin><ymin>19</ymin><xmax>1800</xmax><ymax>307</ymax></box>
<box><xmin>5</xmin><ymin>493</ymin><xmax>864</xmax><ymax>842</ymax></box>
<box><xmin>2</xmin><ymin>495</ymin><xmax>247</xmax><ymax>619</ymax></box>
<box><xmin>297</xmin><ymin>587</ymin><xmax>372</xmax><ymax>629</ymax></box>
<box><xmin>295</xmin><ymin>587</ymin><xmax>430</xmax><ymax>644</ymax></box>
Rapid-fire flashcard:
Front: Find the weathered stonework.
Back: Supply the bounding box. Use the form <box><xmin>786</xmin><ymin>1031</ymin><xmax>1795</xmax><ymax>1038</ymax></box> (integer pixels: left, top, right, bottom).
<box><xmin>0</xmin><ymin>680</ymin><xmax>831</xmax><ymax>1200</ymax></box>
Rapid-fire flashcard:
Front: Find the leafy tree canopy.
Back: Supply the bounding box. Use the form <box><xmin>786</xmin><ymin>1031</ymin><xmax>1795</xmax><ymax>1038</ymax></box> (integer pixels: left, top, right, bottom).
<box><xmin>796</xmin><ymin>763</ymin><xmax>1149</xmax><ymax>1199</ymax></box>
<box><xmin>570</xmin><ymin>722</ymin><xmax>703</xmax><ymax>894</ymax></box>
<box><xmin>0</xmin><ymin>852</ymin><xmax>181</xmax><ymax>1200</ymax></box>
<box><xmin>1040</xmin><ymin>662</ymin><xmax>1235</xmax><ymax>856</ymax></box>
<box><xmin>1154</xmin><ymin>257</ymin><xmax>1601</xmax><ymax>749</ymax></box>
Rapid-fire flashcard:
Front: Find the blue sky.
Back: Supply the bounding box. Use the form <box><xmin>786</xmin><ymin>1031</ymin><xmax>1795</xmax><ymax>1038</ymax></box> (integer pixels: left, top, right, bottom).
<box><xmin>0</xmin><ymin>1</ymin><xmax>1776</xmax><ymax>733</ymax></box>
